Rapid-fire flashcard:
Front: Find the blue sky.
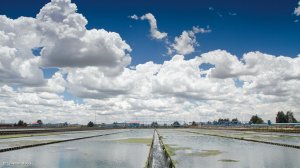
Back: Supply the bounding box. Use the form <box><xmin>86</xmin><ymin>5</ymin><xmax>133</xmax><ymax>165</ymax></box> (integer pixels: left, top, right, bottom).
<box><xmin>1</xmin><ymin>0</ymin><xmax>300</xmax><ymax>123</ymax></box>
<box><xmin>1</xmin><ymin>0</ymin><xmax>300</xmax><ymax>67</ymax></box>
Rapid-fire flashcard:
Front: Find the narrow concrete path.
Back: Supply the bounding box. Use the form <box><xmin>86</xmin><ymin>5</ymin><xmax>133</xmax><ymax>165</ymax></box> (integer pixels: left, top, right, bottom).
<box><xmin>150</xmin><ymin>130</ymin><xmax>170</xmax><ymax>168</ymax></box>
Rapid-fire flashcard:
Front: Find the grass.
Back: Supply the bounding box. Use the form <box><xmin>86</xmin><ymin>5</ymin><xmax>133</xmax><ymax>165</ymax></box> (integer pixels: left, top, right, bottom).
<box><xmin>277</xmin><ymin>135</ymin><xmax>298</xmax><ymax>139</ymax></box>
<box><xmin>218</xmin><ymin>159</ymin><xmax>239</xmax><ymax>162</ymax></box>
<box><xmin>0</xmin><ymin>133</ymin><xmax>59</xmax><ymax>139</ymax></box>
<box><xmin>174</xmin><ymin>147</ymin><xmax>191</xmax><ymax>150</ymax></box>
<box><xmin>8</xmin><ymin>140</ymin><xmax>56</xmax><ymax>147</ymax></box>
<box><xmin>185</xmin><ymin>150</ymin><xmax>222</xmax><ymax>157</ymax></box>
<box><xmin>164</xmin><ymin>144</ymin><xmax>192</xmax><ymax>156</ymax></box>
<box><xmin>114</xmin><ymin>138</ymin><xmax>152</xmax><ymax>145</ymax></box>
<box><xmin>164</xmin><ymin>144</ymin><xmax>176</xmax><ymax>156</ymax></box>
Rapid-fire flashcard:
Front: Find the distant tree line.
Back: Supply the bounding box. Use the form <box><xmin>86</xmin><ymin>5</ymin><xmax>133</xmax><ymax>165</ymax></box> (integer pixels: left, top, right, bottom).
<box><xmin>249</xmin><ymin>111</ymin><xmax>298</xmax><ymax>124</ymax></box>
<box><xmin>276</xmin><ymin>111</ymin><xmax>297</xmax><ymax>123</ymax></box>
<box><xmin>213</xmin><ymin>118</ymin><xmax>241</xmax><ymax>125</ymax></box>
<box><xmin>151</xmin><ymin>122</ymin><xmax>158</xmax><ymax>127</ymax></box>
<box><xmin>14</xmin><ymin>120</ymin><xmax>27</xmax><ymax>127</ymax></box>
<box><xmin>13</xmin><ymin>120</ymin><xmax>44</xmax><ymax>127</ymax></box>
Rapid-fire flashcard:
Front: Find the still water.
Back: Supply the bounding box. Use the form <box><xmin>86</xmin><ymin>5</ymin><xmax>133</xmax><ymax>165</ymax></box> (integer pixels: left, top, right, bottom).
<box><xmin>158</xmin><ymin>129</ymin><xmax>300</xmax><ymax>168</ymax></box>
<box><xmin>184</xmin><ymin>129</ymin><xmax>300</xmax><ymax>146</ymax></box>
<box><xmin>1</xmin><ymin>129</ymin><xmax>300</xmax><ymax>168</ymax></box>
<box><xmin>0</xmin><ymin>129</ymin><xmax>152</xmax><ymax>168</ymax></box>
<box><xmin>0</xmin><ymin>130</ymin><xmax>121</xmax><ymax>150</ymax></box>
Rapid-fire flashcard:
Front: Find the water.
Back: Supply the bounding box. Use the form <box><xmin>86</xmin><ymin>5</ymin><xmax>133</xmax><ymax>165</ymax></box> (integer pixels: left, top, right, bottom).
<box><xmin>0</xmin><ymin>130</ymin><xmax>121</xmax><ymax>150</ymax></box>
<box><xmin>159</xmin><ymin>129</ymin><xmax>300</xmax><ymax>168</ymax></box>
<box><xmin>184</xmin><ymin>129</ymin><xmax>300</xmax><ymax>146</ymax></box>
<box><xmin>1</xmin><ymin>129</ymin><xmax>300</xmax><ymax>168</ymax></box>
<box><xmin>0</xmin><ymin>129</ymin><xmax>152</xmax><ymax>168</ymax></box>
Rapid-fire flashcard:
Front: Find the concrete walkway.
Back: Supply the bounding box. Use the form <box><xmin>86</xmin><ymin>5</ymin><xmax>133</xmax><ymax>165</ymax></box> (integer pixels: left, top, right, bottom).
<box><xmin>150</xmin><ymin>130</ymin><xmax>170</xmax><ymax>168</ymax></box>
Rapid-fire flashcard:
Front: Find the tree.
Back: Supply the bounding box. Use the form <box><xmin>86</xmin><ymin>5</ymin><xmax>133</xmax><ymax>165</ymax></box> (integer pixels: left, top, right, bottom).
<box><xmin>249</xmin><ymin>115</ymin><xmax>264</xmax><ymax>124</ymax></box>
<box><xmin>286</xmin><ymin>111</ymin><xmax>297</xmax><ymax>123</ymax></box>
<box><xmin>217</xmin><ymin>118</ymin><xmax>230</xmax><ymax>125</ymax></box>
<box><xmin>276</xmin><ymin>111</ymin><xmax>297</xmax><ymax>123</ymax></box>
<box><xmin>17</xmin><ymin>120</ymin><xmax>24</xmax><ymax>126</ymax></box>
<box><xmin>276</xmin><ymin>111</ymin><xmax>286</xmax><ymax>123</ymax></box>
<box><xmin>231</xmin><ymin>118</ymin><xmax>239</xmax><ymax>124</ymax></box>
<box><xmin>37</xmin><ymin>120</ymin><xmax>43</xmax><ymax>125</ymax></box>
<box><xmin>151</xmin><ymin>122</ymin><xmax>158</xmax><ymax>128</ymax></box>
<box><xmin>17</xmin><ymin>120</ymin><xmax>27</xmax><ymax>127</ymax></box>
<box><xmin>191</xmin><ymin>121</ymin><xmax>198</xmax><ymax>126</ymax></box>
<box><xmin>87</xmin><ymin>121</ymin><xmax>94</xmax><ymax>127</ymax></box>
<box><xmin>172</xmin><ymin>121</ymin><xmax>180</xmax><ymax>127</ymax></box>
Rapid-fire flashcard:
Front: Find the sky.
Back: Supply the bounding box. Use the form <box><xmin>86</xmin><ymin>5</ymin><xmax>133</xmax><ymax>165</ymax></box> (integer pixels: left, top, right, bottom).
<box><xmin>0</xmin><ymin>0</ymin><xmax>300</xmax><ymax>124</ymax></box>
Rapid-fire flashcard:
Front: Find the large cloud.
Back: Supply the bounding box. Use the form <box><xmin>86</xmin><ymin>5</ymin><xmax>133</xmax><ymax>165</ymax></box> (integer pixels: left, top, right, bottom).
<box><xmin>66</xmin><ymin>61</ymin><xmax>161</xmax><ymax>99</ymax></box>
<box><xmin>1</xmin><ymin>50</ymin><xmax>300</xmax><ymax>123</ymax></box>
<box><xmin>38</xmin><ymin>0</ymin><xmax>132</xmax><ymax>71</ymax></box>
<box><xmin>0</xmin><ymin>0</ymin><xmax>132</xmax><ymax>123</ymax></box>
<box><xmin>0</xmin><ymin>0</ymin><xmax>132</xmax><ymax>85</ymax></box>
<box><xmin>0</xmin><ymin>0</ymin><xmax>299</xmax><ymax>124</ymax></box>
<box><xmin>0</xmin><ymin>16</ymin><xmax>44</xmax><ymax>86</ymax></box>
<box><xmin>63</xmin><ymin>50</ymin><xmax>300</xmax><ymax>123</ymax></box>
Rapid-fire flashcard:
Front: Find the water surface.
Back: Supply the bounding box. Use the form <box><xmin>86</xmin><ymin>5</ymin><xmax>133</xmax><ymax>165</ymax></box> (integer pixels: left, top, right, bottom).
<box><xmin>159</xmin><ymin>129</ymin><xmax>300</xmax><ymax>168</ymax></box>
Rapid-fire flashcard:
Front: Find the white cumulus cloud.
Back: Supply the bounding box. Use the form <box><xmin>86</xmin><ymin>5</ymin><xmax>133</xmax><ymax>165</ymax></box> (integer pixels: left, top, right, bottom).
<box><xmin>131</xmin><ymin>13</ymin><xmax>167</xmax><ymax>40</ymax></box>
<box><xmin>295</xmin><ymin>1</ymin><xmax>300</xmax><ymax>16</ymax></box>
<box><xmin>169</xmin><ymin>26</ymin><xmax>211</xmax><ymax>55</ymax></box>
<box><xmin>37</xmin><ymin>0</ymin><xmax>132</xmax><ymax>71</ymax></box>
<box><xmin>0</xmin><ymin>0</ymin><xmax>300</xmax><ymax>124</ymax></box>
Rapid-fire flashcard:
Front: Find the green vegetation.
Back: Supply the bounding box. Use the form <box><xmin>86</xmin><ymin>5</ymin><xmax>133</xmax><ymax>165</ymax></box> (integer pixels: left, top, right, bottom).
<box><xmin>8</xmin><ymin>140</ymin><xmax>55</xmax><ymax>147</ymax></box>
<box><xmin>37</xmin><ymin>119</ymin><xmax>43</xmax><ymax>125</ymax></box>
<box><xmin>276</xmin><ymin>111</ymin><xmax>297</xmax><ymax>123</ymax></box>
<box><xmin>172</xmin><ymin>121</ymin><xmax>181</xmax><ymax>127</ymax></box>
<box><xmin>185</xmin><ymin>150</ymin><xmax>222</xmax><ymax>157</ymax></box>
<box><xmin>0</xmin><ymin>133</ymin><xmax>59</xmax><ymax>139</ymax></box>
<box><xmin>164</xmin><ymin>144</ymin><xmax>176</xmax><ymax>156</ymax></box>
<box><xmin>114</xmin><ymin>138</ymin><xmax>152</xmax><ymax>145</ymax></box>
<box><xmin>218</xmin><ymin>159</ymin><xmax>239</xmax><ymax>162</ymax></box>
<box><xmin>16</xmin><ymin>120</ymin><xmax>27</xmax><ymax>127</ymax></box>
<box><xmin>174</xmin><ymin>147</ymin><xmax>191</xmax><ymax>150</ymax></box>
<box><xmin>191</xmin><ymin>121</ymin><xmax>198</xmax><ymax>126</ymax></box>
<box><xmin>151</xmin><ymin>122</ymin><xmax>158</xmax><ymax>128</ymax></box>
<box><xmin>87</xmin><ymin>121</ymin><xmax>94</xmax><ymax>127</ymax></box>
<box><xmin>249</xmin><ymin>115</ymin><xmax>264</xmax><ymax>124</ymax></box>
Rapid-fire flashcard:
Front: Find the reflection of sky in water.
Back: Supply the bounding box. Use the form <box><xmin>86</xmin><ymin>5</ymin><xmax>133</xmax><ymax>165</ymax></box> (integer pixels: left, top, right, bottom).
<box><xmin>185</xmin><ymin>129</ymin><xmax>300</xmax><ymax>146</ymax></box>
<box><xmin>1</xmin><ymin>129</ymin><xmax>300</xmax><ymax>168</ymax></box>
<box><xmin>0</xmin><ymin>129</ymin><xmax>152</xmax><ymax>168</ymax></box>
<box><xmin>0</xmin><ymin>130</ymin><xmax>122</xmax><ymax>150</ymax></box>
<box><xmin>159</xmin><ymin>129</ymin><xmax>300</xmax><ymax>168</ymax></box>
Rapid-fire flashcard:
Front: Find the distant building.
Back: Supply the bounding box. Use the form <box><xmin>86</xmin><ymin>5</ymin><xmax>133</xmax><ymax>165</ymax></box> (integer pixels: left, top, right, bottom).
<box><xmin>0</xmin><ymin>123</ymin><xmax>13</xmax><ymax>128</ymax></box>
<box><xmin>128</xmin><ymin>122</ymin><xmax>140</xmax><ymax>128</ymax></box>
<box><xmin>29</xmin><ymin>122</ymin><xmax>42</xmax><ymax>127</ymax></box>
<box><xmin>112</xmin><ymin>122</ymin><xmax>127</xmax><ymax>128</ymax></box>
<box><xmin>44</xmin><ymin>123</ymin><xmax>68</xmax><ymax>128</ymax></box>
